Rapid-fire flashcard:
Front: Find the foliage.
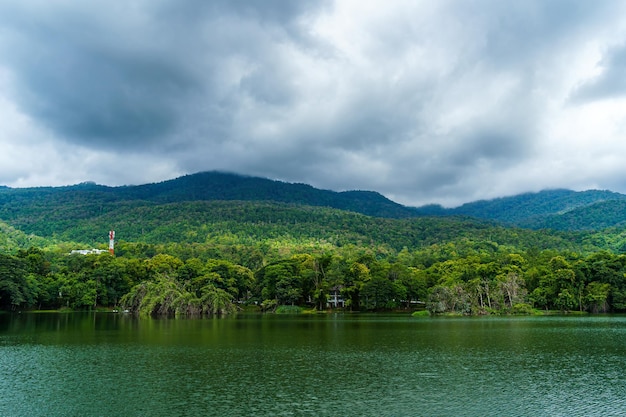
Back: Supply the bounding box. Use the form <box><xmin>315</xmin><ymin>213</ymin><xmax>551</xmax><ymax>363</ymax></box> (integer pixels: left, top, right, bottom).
<box><xmin>2</xmin><ymin>234</ymin><xmax>626</xmax><ymax>315</ymax></box>
<box><xmin>4</xmin><ymin>174</ymin><xmax>626</xmax><ymax>315</ymax></box>
<box><xmin>120</xmin><ymin>272</ymin><xmax>237</xmax><ymax>317</ymax></box>
<box><xmin>275</xmin><ymin>305</ymin><xmax>303</xmax><ymax>314</ymax></box>
<box><xmin>422</xmin><ymin>189</ymin><xmax>626</xmax><ymax>230</ymax></box>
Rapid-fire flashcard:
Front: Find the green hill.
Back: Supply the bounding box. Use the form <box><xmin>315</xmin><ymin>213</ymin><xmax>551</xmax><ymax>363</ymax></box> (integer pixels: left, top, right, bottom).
<box><xmin>0</xmin><ymin>194</ymin><xmax>600</xmax><ymax>261</ymax></box>
<box><xmin>0</xmin><ymin>220</ymin><xmax>46</xmax><ymax>253</ymax></box>
<box><xmin>1</xmin><ymin>171</ymin><xmax>626</xmax><ymax>253</ymax></box>
<box><xmin>415</xmin><ymin>189</ymin><xmax>626</xmax><ymax>231</ymax></box>
<box><xmin>519</xmin><ymin>199</ymin><xmax>626</xmax><ymax>231</ymax></box>
<box><xmin>0</xmin><ymin>171</ymin><xmax>416</xmax><ymax>219</ymax></box>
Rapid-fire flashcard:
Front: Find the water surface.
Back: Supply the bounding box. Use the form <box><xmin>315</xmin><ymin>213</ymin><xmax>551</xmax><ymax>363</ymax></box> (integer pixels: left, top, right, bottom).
<box><xmin>1</xmin><ymin>313</ymin><xmax>625</xmax><ymax>416</ymax></box>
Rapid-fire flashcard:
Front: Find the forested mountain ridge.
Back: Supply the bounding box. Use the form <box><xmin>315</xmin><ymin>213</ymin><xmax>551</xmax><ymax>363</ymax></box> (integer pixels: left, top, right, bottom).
<box><xmin>2</xmin><ymin>171</ymin><xmax>626</xmax><ymax>231</ymax></box>
<box><xmin>415</xmin><ymin>189</ymin><xmax>626</xmax><ymax>230</ymax></box>
<box><xmin>0</xmin><ymin>197</ymin><xmax>595</xmax><ymax>256</ymax></box>
<box><xmin>0</xmin><ymin>171</ymin><xmax>416</xmax><ymax>219</ymax></box>
<box><xmin>516</xmin><ymin>199</ymin><xmax>626</xmax><ymax>231</ymax></box>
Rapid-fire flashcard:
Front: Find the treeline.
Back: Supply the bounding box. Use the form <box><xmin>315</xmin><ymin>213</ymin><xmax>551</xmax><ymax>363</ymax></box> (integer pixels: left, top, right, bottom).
<box><xmin>1</xmin><ymin>240</ymin><xmax>626</xmax><ymax>315</ymax></box>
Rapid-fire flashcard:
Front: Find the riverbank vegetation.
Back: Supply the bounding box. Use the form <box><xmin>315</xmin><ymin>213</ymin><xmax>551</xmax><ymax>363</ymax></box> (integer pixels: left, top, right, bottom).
<box><xmin>1</xmin><ymin>236</ymin><xmax>625</xmax><ymax>316</ymax></box>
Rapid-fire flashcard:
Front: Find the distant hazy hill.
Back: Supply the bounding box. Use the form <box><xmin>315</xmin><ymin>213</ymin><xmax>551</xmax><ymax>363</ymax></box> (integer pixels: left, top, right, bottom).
<box><xmin>518</xmin><ymin>199</ymin><xmax>626</xmax><ymax>230</ymax></box>
<box><xmin>414</xmin><ymin>189</ymin><xmax>626</xmax><ymax>230</ymax></box>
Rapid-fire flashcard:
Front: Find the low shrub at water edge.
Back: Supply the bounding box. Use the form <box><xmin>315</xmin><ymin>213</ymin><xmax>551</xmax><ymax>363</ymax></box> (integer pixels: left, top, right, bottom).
<box><xmin>239</xmin><ymin>305</ymin><xmax>262</xmax><ymax>313</ymax></box>
<box><xmin>260</xmin><ymin>299</ymin><xmax>278</xmax><ymax>312</ymax></box>
<box><xmin>511</xmin><ymin>303</ymin><xmax>534</xmax><ymax>315</ymax></box>
<box><xmin>564</xmin><ymin>310</ymin><xmax>589</xmax><ymax>316</ymax></box>
<box><xmin>275</xmin><ymin>305</ymin><xmax>303</xmax><ymax>314</ymax></box>
<box><xmin>411</xmin><ymin>310</ymin><xmax>430</xmax><ymax>317</ymax></box>
<box><xmin>530</xmin><ymin>309</ymin><xmax>589</xmax><ymax>316</ymax></box>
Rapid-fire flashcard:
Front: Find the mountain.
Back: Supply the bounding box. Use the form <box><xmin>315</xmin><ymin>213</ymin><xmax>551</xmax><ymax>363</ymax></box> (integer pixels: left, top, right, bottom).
<box><xmin>2</xmin><ymin>171</ymin><xmax>626</xmax><ymax>234</ymax></box>
<box><xmin>0</xmin><ymin>171</ymin><xmax>424</xmax><ymax>248</ymax></box>
<box><xmin>125</xmin><ymin>172</ymin><xmax>419</xmax><ymax>218</ymax></box>
<box><xmin>0</xmin><ymin>196</ymin><xmax>593</xmax><ymax>257</ymax></box>
<box><xmin>0</xmin><ymin>171</ymin><xmax>417</xmax><ymax>219</ymax></box>
<box><xmin>414</xmin><ymin>189</ymin><xmax>626</xmax><ymax>230</ymax></box>
<box><xmin>518</xmin><ymin>199</ymin><xmax>626</xmax><ymax>230</ymax></box>
<box><xmin>0</xmin><ymin>171</ymin><xmax>597</xmax><ymax>255</ymax></box>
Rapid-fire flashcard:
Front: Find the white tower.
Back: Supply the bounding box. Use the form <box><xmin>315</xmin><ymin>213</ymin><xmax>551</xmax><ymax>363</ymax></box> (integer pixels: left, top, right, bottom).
<box><xmin>109</xmin><ymin>230</ymin><xmax>115</xmax><ymax>256</ymax></box>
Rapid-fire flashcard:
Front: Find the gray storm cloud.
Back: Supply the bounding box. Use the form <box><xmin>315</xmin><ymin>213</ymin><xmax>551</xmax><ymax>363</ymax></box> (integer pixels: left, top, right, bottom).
<box><xmin>1</xmin><ymin>0</ymin><xmax>626</xmax><ymax>206</ymax></box>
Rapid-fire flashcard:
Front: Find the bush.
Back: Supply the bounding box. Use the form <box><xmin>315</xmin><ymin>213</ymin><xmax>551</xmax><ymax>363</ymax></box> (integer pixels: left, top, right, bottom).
<box><xmin>260</xmin><ymin>299</ymin><xmax>277</xmax><ymax>312</ymax></box>
<box><xmin>275</xmin><ymin>305</ymin><xmax>303</xmax><ymax>314</ymax></box>
<box><xmin>511</xmin><ymin>303</ymin><xmax>534</xmax><ymax>315</ymax></box>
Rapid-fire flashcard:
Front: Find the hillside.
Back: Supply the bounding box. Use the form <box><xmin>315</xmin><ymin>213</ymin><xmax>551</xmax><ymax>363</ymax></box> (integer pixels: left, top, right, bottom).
<box><xmin>0</xmin><ymin>170</ymin><xmax>602</xmax><ymax>258</ymax></box>
<box><xmin>0</xmin><ymin>220</ymin><xmax>47</xmax><ymax>253</ymax></box>
<box><xmin>0</xmin><ymin>196</ymin><xmax>593</xmax><ymax>255</ymax></box>
<box><xmin>414</xmin><ymin>189</ymin><xmax>626</xmax><ymax>230</ymax></box>
<box><xmin>121</xmin><ymin>172</ymin><xmax>415</xmax><ymax>218</ymax></box>
<box><xmin>0</xmin><ymin>171</ymin><xmax>416</xmax><ymax>219</ymax></box>
<box><xmin>518</xmin><ymin>199</ymin><xmax>626</xmax><ymax>230</ymax></box>
<box><xmin>1</xmin><ymin>171</ymin><xmax>626</xmax><ymax>235</ymax></box>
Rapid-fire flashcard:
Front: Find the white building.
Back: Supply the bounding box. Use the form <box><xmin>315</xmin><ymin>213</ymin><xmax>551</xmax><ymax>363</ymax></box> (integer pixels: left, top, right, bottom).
<box><xmin>70</xmin><ymin>249</ymin><xmax>108</xmax><ymax>255</ymax></box>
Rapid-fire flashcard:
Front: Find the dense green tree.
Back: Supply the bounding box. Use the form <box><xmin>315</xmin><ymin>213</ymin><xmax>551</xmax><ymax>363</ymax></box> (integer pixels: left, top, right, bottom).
<box><xmin>399</xmin><ymin>267</ymin><xmax>428</xmax><ymax>308</ymax></box>
<box><xmin>341</xmin><ymin>261</ymin><xmax>369</xmax><ymax>311</ymax></box>
<box><xmin>427</xmin><ymin>284</ymin><xmax>470</xmax><ymax>314</ymax></box>
<box><xmin>585</xmin><ymin>282</ymin><xmax>610</xmax><ymax>313</ymax></box>
<box><xmin>256</xmin><ymin>260</ymin><xmax>301</xmax><ymax>306</ymax></box>
<box><xmin>7</xmin><ymin>180</ymin><xmax>626</xmax><ymax>315</ymax></box>
<box><xmin>0</xmin><ymin>254</ymin><xmax>30</xmax><ymax>310</ymax></box>
<box><xmin>120</xmin><ymin>272</ymin><xmax>236</xmax><ymax>316</ymax></box>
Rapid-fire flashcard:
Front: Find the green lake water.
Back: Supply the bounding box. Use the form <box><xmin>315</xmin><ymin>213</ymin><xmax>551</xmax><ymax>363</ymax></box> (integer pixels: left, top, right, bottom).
<box><xmin>1</xmin><ymin>313</ymin><xmax>625</xmax><ymax>416</ymax></box>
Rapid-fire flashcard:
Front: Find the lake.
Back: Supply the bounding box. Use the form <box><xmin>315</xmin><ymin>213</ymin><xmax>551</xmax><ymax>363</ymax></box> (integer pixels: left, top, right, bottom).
<box><xmin>1</xmin><ymin>312</ymin><xmax>625</xmax><ymax>416</ymax></box>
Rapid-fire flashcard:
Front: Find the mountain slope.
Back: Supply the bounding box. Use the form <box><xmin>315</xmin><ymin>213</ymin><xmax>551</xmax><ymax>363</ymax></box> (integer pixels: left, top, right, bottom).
<box><xmin>2</xmin><ymin>171</ymin><xmax>626</xmax><ymax>233</ymax></box>
<box><xmin>519</xmin><ymin>199</ymin><xmax>626</xmax><ymax>230</ymax></box>
<box><xmin>0</xmin><ymin>171</ymin><xmax>417</xmax><ymax>219</ymax></box>
<box><xmin>0</xmin><ymin>171</ymin><xmax>622</xmax><ymax>256</ymax></box>
<box><xmin>131</xmin><ymin>172</ymin><xmax>417</xmax><ymax>218</ymax></box>
<box><xmin>0</xmin><ymin>220</ymin><xmax>47</xmax><ymax>252</ymax></box>
<box><xmin>414</xmin><ymin>189</ymin><xmax>626</xmax><ymax>230</ymax></box>
<box><xmin>0</xmin><ymin>197</ymin><xmax>592</xmax><ymax>256</ymax></box>
<box><xmin>454</xmin><ymin>189</ymin><xmax>626</xmax><ymax>223</ymax></box>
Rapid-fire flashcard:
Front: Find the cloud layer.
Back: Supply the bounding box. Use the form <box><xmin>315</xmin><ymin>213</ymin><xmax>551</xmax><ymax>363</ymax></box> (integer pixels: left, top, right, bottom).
<box><xmin>2</xmin><ymin>0</ymin><xmax>626</xmax><ymax>206</ymax></box>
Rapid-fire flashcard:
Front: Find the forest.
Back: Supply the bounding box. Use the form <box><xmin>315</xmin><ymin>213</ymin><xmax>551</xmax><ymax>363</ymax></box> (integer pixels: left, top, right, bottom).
<box><xmin>2</xmin><ymin>172</ymin><xmax>626</xmax><ymax>316</ymax></box>
<box><xmin>1</xmin><ymin>233</ymin><xmax>625</xmax><ymax>316</ymax></box>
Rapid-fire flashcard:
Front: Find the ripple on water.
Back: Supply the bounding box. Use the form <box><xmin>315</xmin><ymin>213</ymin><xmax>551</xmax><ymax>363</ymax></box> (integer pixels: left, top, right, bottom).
<box><xmin>1</xmin><ymin>314</ymin><xmax>626</xmax><ymax>416</ymax></box>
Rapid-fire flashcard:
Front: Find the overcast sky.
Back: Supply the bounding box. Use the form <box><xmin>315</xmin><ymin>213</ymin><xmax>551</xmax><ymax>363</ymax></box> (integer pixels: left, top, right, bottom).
<box><xmin>1</xmin><ymin>0</ymin><xmax>626</xmax><ymax>207</ymax></box>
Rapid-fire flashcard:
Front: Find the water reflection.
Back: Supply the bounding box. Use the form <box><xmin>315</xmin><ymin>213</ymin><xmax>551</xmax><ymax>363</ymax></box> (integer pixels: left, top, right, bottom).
<box><xmin>1</xmin><ymin>313</ymin><xmax>626</xmax><ymax>416</ymax></box>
